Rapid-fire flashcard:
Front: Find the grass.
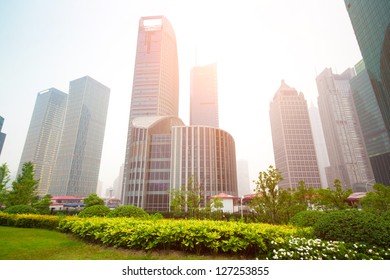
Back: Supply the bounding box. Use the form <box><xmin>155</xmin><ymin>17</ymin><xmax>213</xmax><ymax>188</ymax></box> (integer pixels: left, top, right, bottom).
<box><xmin>0</xmin><ymin>226</ymin><xmax>241</xmax><ymax>260</ymax></box>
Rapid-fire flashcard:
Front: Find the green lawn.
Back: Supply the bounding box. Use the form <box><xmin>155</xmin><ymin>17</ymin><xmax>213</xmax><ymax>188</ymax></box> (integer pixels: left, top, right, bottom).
<box><xmin>0</xmin><ymin>226</ymin><xmax>237</xmax><ymax>260</ymax></box>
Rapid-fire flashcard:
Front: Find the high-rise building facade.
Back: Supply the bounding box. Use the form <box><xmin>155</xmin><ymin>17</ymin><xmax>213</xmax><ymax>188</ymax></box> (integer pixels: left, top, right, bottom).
<box><xmin>190</xmin><ymin>63</ymin><xmax>219</xmax><ymax>127</ymax></box>
<box><xmin>123</xmin><ymin>116</ymin><xmax>185</xmax><ymax>211</ymax></box>
<box><xmin>350</xmin><ymin>60</ymin><xmax>390</xmax><ymax>187</ymax></box>
<box><xmin>0</xmin><ymin>116</ymin><xmax>6</xmax><ymax>158</ymax></box>
<box><xmin>270</xmin><ymin>80</ymin><xmax>322</xmax><ymax>190</ymax></box>
<box><xmin>308</xmin><ymin>103</ymin><xmax>330</xmax><ymax>188</ymax></box>
<box><xmin>171</xmin><ymin>126</ymin><xmax>238</xmax><ymax>204</ymax></box>
<box><xmin>316</xmin><ymin>68</ymin><xmax>374</xmax><ymax>191</ymax></box>
<box><xmin>49</xmin><ymin>76</ymin><xmax>110</xmax><ymax>197</ymax></box>
<box><xmin>123</xmin><ymin>16</ymin><xmax>180</xmax><ymax>205</ymax></box>
<box><xmin>344</xmin><ymin>1</ymin><xmax>390</xmax><ymax>185</ymax></box>
<box><xmin>18</xmin><ymin>88</ymin><xmax>67</xmax><ymax>196</ymax></box>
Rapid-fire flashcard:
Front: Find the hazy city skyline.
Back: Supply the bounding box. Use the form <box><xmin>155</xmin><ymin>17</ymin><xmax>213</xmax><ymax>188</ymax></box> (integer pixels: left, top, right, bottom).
<box><xmin>0</xmin><ymin>0</ymin><xmax>363</xmax><ymax>193</ymax></box>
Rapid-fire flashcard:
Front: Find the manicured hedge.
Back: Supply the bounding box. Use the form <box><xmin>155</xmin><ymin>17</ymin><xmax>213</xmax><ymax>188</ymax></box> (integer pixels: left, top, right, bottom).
<box><xmin>0</xmin><ymin>212</ymin><xmax>66</xmax><ymax>230</ymax></box>
<box><xmin>58</xmin><ymin>217</ymin><xmax>313</xmax><ymax>257</ymax></box>
<box><xmin>3</xmin><ymin>205</ymin><xmax>37</xmax><ymax>214</ymax></box>
<box><xmin>313</xmin><ymin>209</ymin><xmax>390</xmax><ymax>247</ymax></box>
<box><xmin>78</xmin><ymin>205</ymin><xmax>111</xmax><ymax>217</ymax></box>
<box><xmin>107</xmin><ymin>205</ymin><xmax>148</xmax><ymax>218</ymax></box>
<box><xmin>289</xmin><ymin>210</ymin><xmax>326</xmax><ymax>227</ymax></box>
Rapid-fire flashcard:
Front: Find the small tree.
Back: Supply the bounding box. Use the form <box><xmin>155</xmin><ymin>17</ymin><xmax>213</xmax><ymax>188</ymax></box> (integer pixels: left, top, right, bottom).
<box><xmin>33</xmin><ymin>194</ymin><xmax>53</xmax><ymax>214</ymax></box>
<box><xmin>360</xmin><ymin>183</ymin><xmax>390</xmax><ymax>215</ymax></box>
<box><xmin>0</xmin><ymin>163</ymin><xmax>10</xmax><ymax>206</ymax></box>
<box><xmin>83</xmin><ymin>193</ymin><xmax>104</xmax><ymax>208</ymax></box>
<box><xmin>251</xmin><ymin>165</ymin><xmax>284</xmax><ymax>224</ymax></box>
<box><xmin>313</xmin><ymin>179</ymin><xmax>352</xmax><ymax>211</ymax></box>
<box><xmin>6</xmin><ymin>162</ymin><xmax>39</xmax><ymax>207</ymax></box>
<box><xmin>169</xmin><ymin>176</ymin><xmax>202</xmax><ymax>218</ymax></box>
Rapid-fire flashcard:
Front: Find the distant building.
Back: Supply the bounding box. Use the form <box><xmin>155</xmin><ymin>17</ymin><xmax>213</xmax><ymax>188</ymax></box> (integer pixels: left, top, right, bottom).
<box><xmin>316</xmin><ymin>68</ymin><xmax>374</xmax><ymax>191</ymax></box>
<box><xmin>350</xmin><ymin>60</ymin><xmax>390</xmax><ymax>188</ymax></box>
<box><xmin>190</xmin><ymin>63</ymin><xmax>219</xmax><ymax>127</ymax></box>
<box><xmin>18</xmin><ymin>88</ymin><xmax>67</xmax><ymax>196</ymax></box>
<box><xmin>308</xmin><ymin>104</ymin><xmax>330</xmax><ymax>188</ymax></box>
<box><xmin>49</xmin><ymin>76</ymin><xmax>110</xmax><ymax>197</ymax></box>
<box><xmin>269</xmin><ymin>80</ymin><xmax>322</xmax><ymax>190</ymax></box>
<box><xmin>0</xmin><ymin>116</ymin><xmax>6</xmax><ymax>158</ymax></box>
<box><xmin>237</xmin><ymin>159</ymin><xmax>252</xmax><ymax>195</ymax></box>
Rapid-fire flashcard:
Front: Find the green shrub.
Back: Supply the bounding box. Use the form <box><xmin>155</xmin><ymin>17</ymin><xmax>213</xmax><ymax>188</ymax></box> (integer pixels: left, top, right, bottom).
<box><xmin>107</xmin><ymin>205</ymin><xmax>148</xmax><ymax>218</ymax></box>
<box><xmin>289</xmin><ymin>210</ymin><xmax>325</xmax><ymax>227</ymax></box>
<box><xmin>3</xmin><ymin>205</ymin><xmax>37</xmax><ymax>214</ymax></box>
<box><xmin>78</xmin><ymin>205</ymin><xmax>110</xmax><ymax>218</ymax></box>
<box><xmin>313</xmin><ymin>209</ymin><xmax>390</xmax><ymax>247</ymax></box>
<box><xmin>0</xmin><ymin>212</ymin><xmax>65</xmax><ymax>230</ymax></box>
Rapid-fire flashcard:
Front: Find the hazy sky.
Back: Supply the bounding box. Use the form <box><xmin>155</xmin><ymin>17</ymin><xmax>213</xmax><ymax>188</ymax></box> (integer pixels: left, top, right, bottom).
<box><xmin>0</xmin><ymin>0</ymin><xmax>362</xmax><ymax>193</ymax></box>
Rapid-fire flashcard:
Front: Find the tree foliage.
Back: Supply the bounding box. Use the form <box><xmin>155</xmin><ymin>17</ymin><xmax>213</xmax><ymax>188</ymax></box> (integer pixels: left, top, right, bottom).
<box><xmin>312</xmin><ymin>179</ymin><xmax>352</xmax><ymax>211</ymax></box>
<box><xmin>6</xmin><ymin>162</ymin><xmax>39</xmax><ymax>207</ymax></box>
<box><xmin>83</xmin><ymin>193</ymin><xmax>104</xmax><ymax>208</ymax></box>
<box><xmin>360</xmin><ymin>183</ymin><xmax>390</xmax><ymax>215</ymax></box>
<box><xmin>0</xmin><ymin>163</ymin><xmax>10</xmax><ymax>205</ymax></box>
<box><xmin>169</xmin><ymin>176</ymin><xmax>202</xmax><ymax>218</ymax></box>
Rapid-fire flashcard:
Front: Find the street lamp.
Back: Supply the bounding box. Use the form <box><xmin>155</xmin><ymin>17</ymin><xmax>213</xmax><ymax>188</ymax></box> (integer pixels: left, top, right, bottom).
<box><xmin>240</xmin><ymin>196</ymin><xmax>244</xmax><ymax>219</ymax></box>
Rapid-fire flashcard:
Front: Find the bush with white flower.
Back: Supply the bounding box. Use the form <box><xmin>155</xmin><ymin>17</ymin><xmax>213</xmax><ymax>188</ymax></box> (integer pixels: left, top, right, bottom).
<box><xmin>266</xmin><ymin>237</ymin><xmax>390</xmax><ymax>260</ymax></box>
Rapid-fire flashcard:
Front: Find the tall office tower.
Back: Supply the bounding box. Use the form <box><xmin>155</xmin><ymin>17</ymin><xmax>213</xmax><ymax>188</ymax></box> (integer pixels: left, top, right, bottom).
<box><xmin>123</xmin><ymin>116</ymin><xmax>185</xmax><ymax>210</ymax></box>
<box><xmin>171</xmin><ymin>126</ymin><xmax>238</xmax><ymax>204</ymax></box>
<box><xmin>190</xmin><ymin>63</ymin><xmax>219</xmax><ymax>127</ymax></box>
<box><xmin>0</xmin><ymin>116</ymin><xmax>6</xmax><ymax>157</ymax></box>
<box><xmin>123</xmin><ymin>16</ymin><xmax>180</xmax><ymax>205</ymax></box>
<box><xmin>237</xmin><ymin>159</ymin><xmax>251</xmax><ymax>196</ymax></box>
<box><xmin>316</xmin><ymin>68</ymin><xmax>374</xmax><ymax>191</ymax></box>
<box><xmin>269</xmin><ymin>80</ymin><xmax>322</xmax><ymax>190</ymax></box>
<box><xmin>344</xmin><ymin>1</ymin><xmax>390</xmax><ymax>185</ymax></box>
<box><xmin>49</xmin><ymin>76</ymin><xmax>110</xmax><ymax>197</ymax></box>
<box><xmin>308</xmin><ymin>103</ymin><xmax>330</xmax><ymax>188</ymax></box>
<box><xmin>17</xmin><ymin>88</ymin><xmax>67</xmax><ymax>196</ymax></box>
<box><xmin>350</xmin><ymin>60</ymin><xmax>390</xmax><ymax>187</ymax></box>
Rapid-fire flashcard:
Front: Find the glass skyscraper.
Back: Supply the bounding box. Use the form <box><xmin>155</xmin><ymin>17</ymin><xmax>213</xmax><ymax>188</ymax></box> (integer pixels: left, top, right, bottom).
<box><xmin>18</xmin><ymin>88</ymin><xmax>67</xmax><ymax>196</ymax></box>
<box><xmin>316</xmin><ymin>68</ymin><xmax>374</xmax><ymax>191</ymax></box>
<box><xmin>49</xmin><ymin>76</ymin><xmax>110</xmax><ymax>197</ymax></box>
<box><xmin>344</xmin><ymin>1</ymin><xmax>390</xmax><ymax>185</ymax></box>
<box><xmin>123</xmin><ymin>16</ymin><xmax>180</xmax><ymax>206</ymax></box>
<box><xmin>190</xmin><ymin>63</ymin><xmax>219</xmax><ymax>128</ymax></box>
<box><xmin>270</xmin><ymin>80</ymin><xmax>322</xmax><ymax>190</ymax></box>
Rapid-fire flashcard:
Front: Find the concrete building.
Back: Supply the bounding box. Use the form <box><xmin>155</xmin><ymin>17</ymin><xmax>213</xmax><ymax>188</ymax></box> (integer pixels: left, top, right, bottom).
<box><xmin>344</xmin><ymin>1</ymin><xmax>390</xmax><ymax>185</ymax></box>
<box><xmin>18</xmin><ymin>88</ymin><xmax>67</xmax><ymax>196</ymax></box>
<box><xmin>270</xmin><ymin>80</ymin><xmax>322</xmax><ymax>190</ymax></box>
<box><xmin>122</xmin><ymin>116</ymin><xmax>185</xmax><ymax>211</ymax></box>
<box><xmin>190</xmin><ymin>63</ymin><xmax>219</xmax><ymax>127</ymax></box>
<box><xmin>49</xmin><ymin>76</ymin><xmax>110</xmax><ymax>197</ymax></box>
<box><xmin>316</xmin><ymin>68</ymin><xmax>374</xmax><ymax>191</ymax></box>
<box><xmin>171</xmin><ymin>126</ymin><xmax>238</xmax><ymax>205</ymax></box>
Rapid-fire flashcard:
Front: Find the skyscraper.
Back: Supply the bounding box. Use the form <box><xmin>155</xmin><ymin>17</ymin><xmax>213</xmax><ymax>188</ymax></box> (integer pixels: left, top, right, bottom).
<box><xmin>123</xmin><ymin>16</ymin><xmax>180</xmax><ymax>205</ymax></box>
<box><xmin>308</xmin><ymin>103</ymin><xmax>330</xmax><ymax>188</ymax></box>
<box><xmin>0</xmin><ymin>116</ymin><xmax>6</xmax><ymax>158</ymax></box>
<box><xmin>269</xmin><ymin>80</ymin><xmax>322</xmax><ymax>190</ymax></box>
<box><xmin>344</xmin><ymin>1</ymin><xmax>390</xmax><ymax>185</ymax></box>
<box><xmin>49</xmin><ymin>76</ymin><xmax>110</xmax><ymax>197</ymax></box>
<box><xmin>316</xmin><ymin>68</ymin><xmax>374</xmax><ymax>191</ymax></box>
<box><xmin>190</xmin><ymin>63</ymin><xmax>219</xmax><ymax>127</ymax></box>
<box><xmin>350</xmin><ymin>60</ymin><xmax>390</xmax><ymax>187</ymax></box>
<box><xmin>18</xmin><ymin>88</ymin><xmax>67</xmax><ymax>196</ymax></box>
